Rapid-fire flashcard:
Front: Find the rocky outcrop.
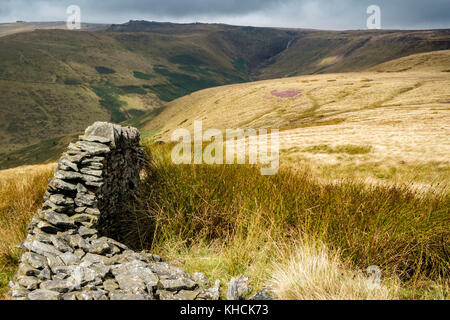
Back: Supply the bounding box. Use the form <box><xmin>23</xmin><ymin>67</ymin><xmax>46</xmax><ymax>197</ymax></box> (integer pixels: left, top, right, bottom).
<box><xmin>9</xmin><ymin>122</ymin><xmax>220</xmax><ymax>300</ymax></box>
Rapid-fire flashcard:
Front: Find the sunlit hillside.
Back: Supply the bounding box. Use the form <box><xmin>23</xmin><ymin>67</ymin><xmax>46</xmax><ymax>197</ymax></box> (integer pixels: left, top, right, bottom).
<box><xmin>142</xmin><ymin>50</ymin><xmax>450</xmax><ymax>187</ymax></box>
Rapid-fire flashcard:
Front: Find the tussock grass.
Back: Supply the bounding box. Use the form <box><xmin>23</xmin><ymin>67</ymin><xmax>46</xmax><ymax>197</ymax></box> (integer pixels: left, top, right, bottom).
<box><xmin>0</xmin><ymin>164</ymin><xmax>54</xmax><ymax>298</ymax></box>
<box><xmin>122</xmin><ymin>143</ymin><xmax>449</xmax><ymax>299</ymax></box>
<box><xmin>269</xmin><ymin>241</ymin><xmax>399</xmax><ymax>300</ymax></box>
<box><xmin>0</xmin><ymin>144</ymin><xmax>448</xmax><ymax>300</ymax></box>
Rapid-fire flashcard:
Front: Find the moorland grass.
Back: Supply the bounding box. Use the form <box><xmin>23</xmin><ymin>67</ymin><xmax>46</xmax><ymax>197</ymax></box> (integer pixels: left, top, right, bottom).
<box><xmin>95</xmin><ymin>66</ymin><xmax>116</xmax><ymax>75</ymax></box>
<box><xmin>0</xmin><ymin>165</ymin><xmax>54</xmax><ymax>298</ymax></box>
<box><xmin>123</xmin><ymin>143</ymin><xmax>449</xmax><ymax>298</ymax></box>
<box><xmin>0</xmin><ymin>143</ymin><xmax>448</xmax><ymax>299</ymax></box>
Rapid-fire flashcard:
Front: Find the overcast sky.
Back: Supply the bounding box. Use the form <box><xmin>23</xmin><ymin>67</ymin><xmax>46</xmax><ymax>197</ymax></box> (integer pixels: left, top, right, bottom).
<box><xmin>1</xmin><ymin>0</ymin><xmax>449</xmax><ymax>30</ymax></box>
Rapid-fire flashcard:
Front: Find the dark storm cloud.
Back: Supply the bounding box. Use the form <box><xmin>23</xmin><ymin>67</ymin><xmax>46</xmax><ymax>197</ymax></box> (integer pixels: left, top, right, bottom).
<box><xmin>1</xmin><ymin>0</ymin><xmax>449</xmax><ymax>29</ymax></box>
<box><xmin>87</xmin><ymin>0</ymin><xmax>278</xmax><ymax>16</ymax></box>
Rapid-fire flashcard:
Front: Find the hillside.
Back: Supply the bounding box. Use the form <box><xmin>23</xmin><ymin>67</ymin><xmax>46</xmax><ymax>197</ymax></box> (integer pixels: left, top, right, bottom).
<box><xmin>0</xmin><ymin>23</ymin><xmax>293</xmax><ymax>158</ymax></box>
<box><xmin>141</xmin><ymin>50</ymin><xmax>450</xmax><ymax>186</ymax></box>
<box><xmin>0</xmin><ymin>21</ymin><xmax>449</xmax><ymax>167</ymax></box>
<box><xmin>256</xmin><ymin>29</ymin><xmax>450</xmax><ymax>78</ymax></box>
<box><xmin>369</xmin><ymin>49</ymin><xmax>450</xmax><ymax>72</ymax></box>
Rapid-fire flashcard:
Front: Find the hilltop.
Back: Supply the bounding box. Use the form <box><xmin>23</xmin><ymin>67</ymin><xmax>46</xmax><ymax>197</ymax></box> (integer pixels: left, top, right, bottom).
<box><xmin>0</xmin><ymin>21</ymin><xmax>108</xmax><ymax>37</ymax></box>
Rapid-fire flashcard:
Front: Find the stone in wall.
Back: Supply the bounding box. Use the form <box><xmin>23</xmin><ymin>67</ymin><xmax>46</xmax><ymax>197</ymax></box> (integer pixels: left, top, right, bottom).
<box><xmin>9</xmin><ymin>122</ymin><xmax>221</xmax><ymax>300</ymax></box>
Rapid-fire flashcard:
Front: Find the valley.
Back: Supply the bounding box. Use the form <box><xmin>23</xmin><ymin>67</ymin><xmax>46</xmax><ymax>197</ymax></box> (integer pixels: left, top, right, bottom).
<box><xmin>0</xmin><ymin>21</ymin><xmax>449</xmax><ymax>168</ymax></box>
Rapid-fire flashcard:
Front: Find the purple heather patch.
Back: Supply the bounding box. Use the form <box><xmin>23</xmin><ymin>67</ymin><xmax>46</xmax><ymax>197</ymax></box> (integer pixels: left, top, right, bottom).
<box><xmin>271</xmin><ymin>89</ymin><xmax>302</xmax><ymax>99</ymax></box>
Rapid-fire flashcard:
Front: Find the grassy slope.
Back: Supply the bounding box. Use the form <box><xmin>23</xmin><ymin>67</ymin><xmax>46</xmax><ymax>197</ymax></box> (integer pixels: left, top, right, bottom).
<box><xmin>0</xmin><ymin>23</ymin><xmax>293</xmax><ymax>160</ymax></box>
<box><xmin>0</xmin><ymin>133</ymin><xmax>81</xmax><ymax>169</ymax></box>
<box><xmin>0</xmin><ymin>30</ymin><xmax>158</xmax><ymax>157</ymax></box>
<box><xmin>257</xmin><ymin>29</ymin><xmax>450</xmax><ymax>78</ymax></box>
<box><xmin>369</xmin><ymin>49</ymin><xmax>450</xmax><ymax>72</ymax></box>
<box><xmin>141</xmin><ymin>50</ymin><xmax>450</xmax><ymax>186</ymax></box>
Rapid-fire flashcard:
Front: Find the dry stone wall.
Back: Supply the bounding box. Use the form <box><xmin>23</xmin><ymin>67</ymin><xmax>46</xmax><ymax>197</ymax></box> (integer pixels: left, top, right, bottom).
<box><xmin>9</xmin><ymin>122</ymin><xmax>221</xmax><ymax>300</ymax></box>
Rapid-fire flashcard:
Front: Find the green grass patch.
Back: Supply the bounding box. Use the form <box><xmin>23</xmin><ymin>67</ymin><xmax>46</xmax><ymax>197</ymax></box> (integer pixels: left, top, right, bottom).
<box><xmin>153</xmin><ymin>66</ymin><xmax>173</xmax><ymax>77</ymax></box>
<box><xmin>151</xmin><ymin>66</ymin><xmax>221</xmax><ymax>101</ymax></box>
<box><xmin>117</xmin><ymin>85</ymin><xmax>147</xmax><ymax>95</ymax></box>
<box><xmin>123</xmin><ymin>106</ymin><xmax>165</xmax><ymax>129</ymax></box>
<box><xmin>63</xmin><ymin>78</ymin><xmax>81</xmax><ymax>85</ymax></box>
<box><xmin>95</xmin><ymin>66</ymin><xmax>116</xmax><ymax>75</ymax></box>
<box><xmin>133</xmin><ymin>71</ymin><xmax>155</xmax><ymax>80</ymax></box>
<box><xmin>91</xmin><ymin>85</ymin><xmax>127</xmax><ymax>122</ymax></box>
<box><xmin>178</xmin><ymin>65</ymin><xmax>212</xmax><ymax>77</ymax></box>
<box><xmin>126</xmin><ymin>109</ymin><xmax>146</xmax><ymax>118</ymax></box>
<box><xmin>146</xmin><ymin>84</ymin><xmax>183</xmax><ymax>102</ymax></box>
<box><xmin>232</xmin><ymin>58</ymin><xmax>248</xmax><ymax>75</ymax></box>
<box><xmin>169</xmin><ymin>54</ymin><xmax>207</xmax><ymax>66</ymax></box>
<box><xmin>0</xmin><ymin>134</ymin><xmax>79</xmax><ymax>170</ymax></box>
<box><xmin>0</xmin><ymin>166</ymin><xmax>54</xmax><ymax>298</ymax></box>
<box><xmin>140</xmin><ymin>128</ymin><xmax>163</xmax><ymax>141</ymax></box>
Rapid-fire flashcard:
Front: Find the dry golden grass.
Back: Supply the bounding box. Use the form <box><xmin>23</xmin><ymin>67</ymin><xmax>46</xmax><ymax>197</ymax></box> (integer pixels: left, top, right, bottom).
<box><xmin>123</xmin><ymin>143</ymin><xmax>449</xmax><ymax>300</ymax></box>
<box><xmin>268</xmin><ymin>241</ymin><xmax>400</xmax><ymax>300</ymax></box>
<box><xmin>143</xmin><ymin>50</ymin><xmax>450</xmax><ymax>188</ymax></box>
<box><xmin>0</xmin><ymin>147</ymin><xmax>448</xmax><ymax>300</ymax></box>
<box><xmin>0</xmin><ymin>163</ymin><xmax>56</xmax><ymax>182</ymax></box>
<box><xmin>154</xmin><ymin>239</ymin><xmax>401</xmax><ymax>300</ymax></box>
<box><xmin>0</xmin><ymin>163</ymin><xmax>55</xmax><ymax>298</ymax></box>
